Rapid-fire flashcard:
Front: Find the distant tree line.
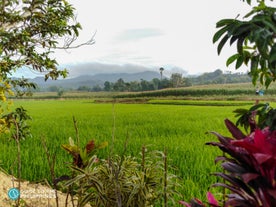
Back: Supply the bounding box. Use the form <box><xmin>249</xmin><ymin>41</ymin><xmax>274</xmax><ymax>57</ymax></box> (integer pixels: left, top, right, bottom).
<box><xmin>80</xmin><ymin>73</ymin><xmax>191</xmax><ymax>92</ymax></box>
<box><xmin>85</xmin><ymin>70</ymin><xmax>250</xmax><ymax>92</ymax></box>
<box><xmin>38</xmin><ymin>69</ymin><xmax>251</xmax><ymax>93</ymax></box>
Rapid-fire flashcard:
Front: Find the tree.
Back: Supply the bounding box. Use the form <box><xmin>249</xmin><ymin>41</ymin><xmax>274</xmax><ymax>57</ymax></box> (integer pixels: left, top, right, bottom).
<box><xmin>0</xmin><ymin>0</ymin><xmax>95</xmax><ymax>100</ymax></box>
<box><xmin>140</xmin><ymin>79</ymin><xmax>151</xmax><ymax>91</ymax></box>
<box><xmin>0</xmin><ymin>0</ymin><xmax>95</xmax><ymax>99</ymax></box>
<box><xmin>213</xmin><ymin>0</ymin><xmax>276</xmax><ymax>88</ymax></box>
<box><xmin>0</xmin><ymin>1</ymin><xmax>94</xmax><ymax>197</ymax></box>
<box><xmin>159</xmin><ymin>67</ymin><xmax>164</xmax><ymax>80</ymax></box>
<box><xmin>113</xmin><ymin>78</ymin><xmax>125</xmax><ymax>91</ymax></box>
<box><xmin>77</xmin><ymin>85</ymin><xmax>91</xmax><ymax>91</ymax></box>
<box><xmin>152</xmin><ymin>78</ymin><xmax>160</xmax><ymax>90</ymax></box>
<box><xmin>104</xmin><ymin>81</ymin><xmax>112</xmax><ymax>91</ymax></box>
<box><xmin>129</xmin><ymin>81</ymin><xmax>141</xmax><ymax>91</ymax></box>
<box><xmin>170</xmin><ymin>73</ymin><xmax>184</xmax><ymax>88</ymax></box>
<box><xmin>92</xmin><ymin>85</ymin><xmax>102</xmax><ymax>92</ymax></box>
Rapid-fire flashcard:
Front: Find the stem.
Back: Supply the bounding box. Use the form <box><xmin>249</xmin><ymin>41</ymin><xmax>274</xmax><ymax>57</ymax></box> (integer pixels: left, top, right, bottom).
<box><xmin>163</xmin><ymin>148</ymin><xmax>167</xmax><ymax>207</ymax></box>
<box><xmin>41</xmin><ymin>138</ymin><xmax>59</xmax><ymax>207</ymax></box>
<box><xmin>16</xmin><ymin>138</ymin><xmax>21</xmax><ymax>207</ymax></box>
<box><xmin>141</xmin><ymin>145</ymin><xmax>145</xmax><ymax>172</ymax></box>
<box><xmin>73</xmin><ymin>116</ymin><xmax>79</xmax><ymax>148</ymax></box>
<box><xmin>12</xmin><ymin>118</ymin><xmax>21</xmax><ymax>207</ymax></box>
<box><xmin>223</xmin><ymin>151</ymin><xmax>226</xmax><ymax>206</ymax></box>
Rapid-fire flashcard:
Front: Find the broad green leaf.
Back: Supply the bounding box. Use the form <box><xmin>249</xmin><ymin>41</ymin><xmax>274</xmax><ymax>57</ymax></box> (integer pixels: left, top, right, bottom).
<box><xmin>226</xmin><ymin>54</ymin><xmax>239</xmax><ymax>67</ymax></box>
<box><xmin>260</xmin><ymin>57</ymin><xmax>267</xmax><ymax>69</ymax></box>
<box><xmin>237</xmin><ymin>36</ymin><xmax>245</xmax><ymax>54</ymax></box>
<box><xmin>230</xmin><ymin>35</ymin><xmax>239</xmax><ymax>45</ymax></box>
<box><xmin>263</xmin><ymin>19</ymin><xmax>276</xmax><ymax>33</ymax></box>
<box><xmin>243</xmin><ymin>50</ymin><xmax>251</xmax><ymax>65</ymax></box>
<box><xmin>61</xmin><ymin>144</ymin><xmax>79</xmax><ymax>154</ymax></box>
<box><xmin>216</xmin><ymin>19</ymin><xmax>236</xmax><ymax>28</ymax></box>
<box><xmin>235</xmin><ymin>55</ymin><xmax>244</xmax><ymax>69</ymax></box>
<box><xmin>251</xmin><ymin>70</ymin><xmax>259</xmax><ymax>86</ymax></box>
<box><xmin>265</xmin><ymin>76</ymin><xmax>273</xmax><ymax>88</ymax></box>
<box><xmin>269</xmin><ymin>44</ymin><xmax>276</xmax><ymax>63</ymax></box>
<box><xmin>244</xmin><ymin>9</ymin><xmax>256</xmax><ymax>18</ymax></box>
<box><xmin>213</xmin><ymin>25</ymin><xmax>231</xmax><ymax>43</ymax></box>
<box><xmin>256</xmin><ymin>38</ymin><xmax>269</xmax><ymax>58</ymax></box>
<box><xmin>217</xmin><ymin>34</ymin><xmax>229</xmax><ymax>55</ymax></box>
<box><xmin>250</xmin><ymin>55</ymin><xmax>259</xmax><ymax>72</ymax></box>
<box><xmin>69</xmin><ymin>136</ymin><xmax>75</xmax><ymax>146</ymax></box>
<box><xmin>233</xmin><ymin>23</ymin><xmax>252</xmax><ymax>36</ymax></box>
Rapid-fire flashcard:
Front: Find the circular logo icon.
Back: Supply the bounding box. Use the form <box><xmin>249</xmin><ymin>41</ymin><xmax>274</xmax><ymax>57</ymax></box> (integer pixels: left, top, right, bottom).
<box><xmin>8</xmin><ymin>188</ymin><xmax>20</xmax><ymax>200</ymax></box>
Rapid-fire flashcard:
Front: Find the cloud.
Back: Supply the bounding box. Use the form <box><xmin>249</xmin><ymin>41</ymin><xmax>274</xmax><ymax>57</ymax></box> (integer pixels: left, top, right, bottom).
<box><xmin>114</xmin><ymin>28</ymin><xmax>164</xmax><ymax>42</ymax></box>
<box><xmin>163</xmin><ymin>66</ymin><xmax>188</xmax><ymax>77</ymax></box>
<box><xmin>65</xmin><ymin>62</ymin><xmax>157</xmax><ymax>78</ymax></box>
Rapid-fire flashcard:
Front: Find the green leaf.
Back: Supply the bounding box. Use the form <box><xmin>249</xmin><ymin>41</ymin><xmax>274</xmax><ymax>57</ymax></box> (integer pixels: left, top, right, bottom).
<box><xmin>269</xmin><ymin>44</ymin><xmax>276</xmax><ymax>63</ymax></box>
<box><xmin>263</xmin><ymin>19</ymin><xmax>276</xmax><ymax>33</ymax></box>
<box><xmin>226</xmin><ymin>54</ymin><xmax>239</xmax><ymax>67</ymax></box>
<box><xmin>235</xmin><ymin>55</ymin><xmax>244</xmax><ymax>69</ymax></box>
<box><xmin>233</xmin><ymin>23</ymin><xmax>252</xmax><ymax>36</ymax></box>
<box><xmin>243</xmin><ymin>50</ymin><xmax>251</xmax><ymax>65</ymax></box>
<box><xmin>250</xmin><ymin>55</ymin><xmax>259</xmax><ymax>72</ymax></box>
<box><xmin>230</xmin><ymin>35</ymin><xmax>239</xmax><ymax>45</ymax></box>
<box><xmin>265</xmin><ymin>76</ymin><xmax>272</xmax><ymax>88</ymax></box>
<box><xmin>216</xmin><ymin>19</ymin><xmax>236</xmax><ymax>28</ymax></box>
<box><xmin>213</xmin><ymin>25</ymin><xmax>231</xmax><ymax>43</ymax></box>
<box><xmin>244</xmin><ymin>10</ymin><xmax>256</xmax><ymax>18</ymax></box>
<box><xmin>237</xmin><ymin>36</ymin><xmax>245</xmax><ymax>54</ymax></box>
<box><xmin>217</xmin><ymin>34</ymin><xmax>229</xmax><ymax>55</ymax></box>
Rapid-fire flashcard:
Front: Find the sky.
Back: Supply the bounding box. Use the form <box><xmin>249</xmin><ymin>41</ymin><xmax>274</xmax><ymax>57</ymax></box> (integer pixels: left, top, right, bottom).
<box><xmin>17</xmin><ymin>0</ymin><xmax>256</xmax><ymax>78</ymax></box>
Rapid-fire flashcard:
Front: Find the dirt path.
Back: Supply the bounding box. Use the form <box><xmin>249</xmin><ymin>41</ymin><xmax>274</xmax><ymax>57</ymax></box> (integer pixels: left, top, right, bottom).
<box><xmin>0</xmin><ymin>170</ymin><xmax>89</xmax><ymax>207</ymax></box>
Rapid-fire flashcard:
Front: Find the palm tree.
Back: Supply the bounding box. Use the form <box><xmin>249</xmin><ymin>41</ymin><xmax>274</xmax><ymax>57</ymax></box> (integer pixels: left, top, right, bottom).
<box><xmin>159</xmin><ymin>67</ymin><xmax>164</xmax><ymax>80</ymax></box>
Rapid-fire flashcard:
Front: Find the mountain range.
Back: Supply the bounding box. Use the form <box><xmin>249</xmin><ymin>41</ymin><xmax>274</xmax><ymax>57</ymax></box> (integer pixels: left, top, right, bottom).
<box><xmin>31</xmin><ymin>71</ymin><xmax>161</xmax><ymax>89</ymax></box>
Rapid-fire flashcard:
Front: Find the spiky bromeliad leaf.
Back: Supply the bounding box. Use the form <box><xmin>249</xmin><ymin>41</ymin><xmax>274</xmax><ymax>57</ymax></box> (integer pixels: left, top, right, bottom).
<box><xmin>224</xmin><ymin>119</ymin><xmax>246</xmax><ymax>140</ymax></box>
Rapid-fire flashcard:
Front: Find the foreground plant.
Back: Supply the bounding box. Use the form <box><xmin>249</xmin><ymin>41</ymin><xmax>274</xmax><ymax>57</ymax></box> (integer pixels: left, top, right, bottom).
<box><xmin>60</xmin><ymin>142</ymin><xmax>181</xmax><ymax>207</ymax></box>
<box><xmin>2</xmin><ymin>107</ymin><xmax>31</xmax><ymax>207</ymax></box>
<box><xmin>213</xmin><ymin>0</ymin><xmax>276</xmax><ymax>88</ymax></box>
<box><xmin>181</xmin><ymin>111</ymin><xmax>276</xmax><ymax>207</ymax></box>
<box><xmin>179</xmin><ymin>192</ymin><xmax>219</xmax><ymax>207</ymax></box>
<box><xmin>208</xmin><ymin>118</ymin><xmax>276</xmax><ymax>206</ymax></box>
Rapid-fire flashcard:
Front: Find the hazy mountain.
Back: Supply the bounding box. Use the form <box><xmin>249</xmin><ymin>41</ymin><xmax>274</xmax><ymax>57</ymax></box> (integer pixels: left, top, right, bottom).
<box><xmin>31</xmin><ymin>71</ymin><xmax>161</xmax><ymax>89</ymax></box>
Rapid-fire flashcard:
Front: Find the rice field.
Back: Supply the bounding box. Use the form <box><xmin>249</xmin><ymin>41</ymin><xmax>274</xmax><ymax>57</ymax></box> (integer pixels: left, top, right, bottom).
<box><xmin>0</xmin><ymin>99</ymin><xmax>256</xmax><ymax>201</ymax></box>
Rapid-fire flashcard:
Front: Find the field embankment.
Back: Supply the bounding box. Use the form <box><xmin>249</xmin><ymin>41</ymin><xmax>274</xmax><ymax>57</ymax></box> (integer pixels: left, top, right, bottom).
<box><xmin>15</xmin><ymin>82</ymin><xmax>276</xmax><ymax>102</ymax></box>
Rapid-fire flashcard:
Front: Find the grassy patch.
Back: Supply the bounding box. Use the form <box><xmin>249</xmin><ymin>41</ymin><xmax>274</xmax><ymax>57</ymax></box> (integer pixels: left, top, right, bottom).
<box><xmin>148</xmin><ymin>99</ymin><xmax>254</xmax><ymax>106</ymax></box>
<box><xmin>0</xmin><ymin>99</ymin><xmax>257</xmax><ymax>201</ymax></box>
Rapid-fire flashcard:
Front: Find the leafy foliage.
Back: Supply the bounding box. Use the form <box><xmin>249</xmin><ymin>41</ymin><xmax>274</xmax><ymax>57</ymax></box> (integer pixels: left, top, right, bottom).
<box><xmin>181</xmin><ymin>99</ymin><xmax>276</xmax><ymax>206</ymax></box>
<box><xmin>61</xmin><ymin>143</ymin><xmax>181</xmax><ymax>207</ymax></box>
<box><xmin>207</xmin><ymin>118</ymin><xmax>276</xmax><ymax>207</ymax></box>
<box><xmin>234</xmin><ymin>102</ymin><xmax>276</xmax><ymax>132</ymax></box>
<box><xmin>0</xmin><ymin>0</ymin><xmax>82</xmax><ymax>81</ymax></box>
<box><xmin>61</xmin><ymin>138</ymin><xmax>108</xmax><ymax>169</ymax></box>
<box><xmin>213</xmin><ymin>0</ymin><xmax>276</xmax><ymax>88</ymax></box>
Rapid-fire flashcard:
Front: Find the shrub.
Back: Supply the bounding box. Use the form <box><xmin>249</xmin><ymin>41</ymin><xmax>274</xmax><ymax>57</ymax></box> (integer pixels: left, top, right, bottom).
<box><xmin>59</xmin><ymin>137</ymin><xmax>181</xmax><ymax>207</ymax></box>
<box><xmin>180</xmin><ymin>103</ymin><xmax>276</xmax><ymax>207</ymax></box>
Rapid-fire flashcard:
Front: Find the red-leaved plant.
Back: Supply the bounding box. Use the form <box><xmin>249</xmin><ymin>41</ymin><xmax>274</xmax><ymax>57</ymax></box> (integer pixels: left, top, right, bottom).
<box><xmin>180</xmin><ymin>103</ymin><xmax>276</xmax><ymax>207</ymax></box>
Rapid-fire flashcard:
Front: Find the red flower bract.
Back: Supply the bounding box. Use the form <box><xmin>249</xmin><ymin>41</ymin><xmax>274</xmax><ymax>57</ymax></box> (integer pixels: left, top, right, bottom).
<box><xmin>207</xmin><ymin>192</ymin><xmax>219</xmax><ymax>207</ymax></box>
<box><xmin>231</xmin><ymin>128</ymin><xmax>276</xmax><ymax>187</ymax></box>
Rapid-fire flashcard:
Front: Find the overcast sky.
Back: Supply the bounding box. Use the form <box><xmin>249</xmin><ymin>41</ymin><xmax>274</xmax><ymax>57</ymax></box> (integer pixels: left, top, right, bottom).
<box><xmin>17</xmin><ymin>0</ymin><xmax>257</xmax><ymax>78</ymax></box>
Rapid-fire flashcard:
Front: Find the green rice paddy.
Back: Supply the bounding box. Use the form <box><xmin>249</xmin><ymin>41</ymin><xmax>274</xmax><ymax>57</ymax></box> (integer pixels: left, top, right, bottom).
<box><xmin>0</xmin><ymin>99</ymin><xmax>256</xmax><ymax>201</ymax></box>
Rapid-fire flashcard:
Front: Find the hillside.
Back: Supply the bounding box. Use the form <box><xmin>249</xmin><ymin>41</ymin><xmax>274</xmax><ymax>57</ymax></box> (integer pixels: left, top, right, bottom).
<box><xmin>31</xmin><ymin>71</ymin><xmax>161</xmax><ymax>90</ymax></box>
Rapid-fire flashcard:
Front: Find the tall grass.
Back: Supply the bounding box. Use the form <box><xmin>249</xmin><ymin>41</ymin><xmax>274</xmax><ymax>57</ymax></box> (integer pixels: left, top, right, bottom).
<box><xmin>0</xmin><ymin>99</ymin><xmax>254</xmax><ymax>201</ymax></box>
